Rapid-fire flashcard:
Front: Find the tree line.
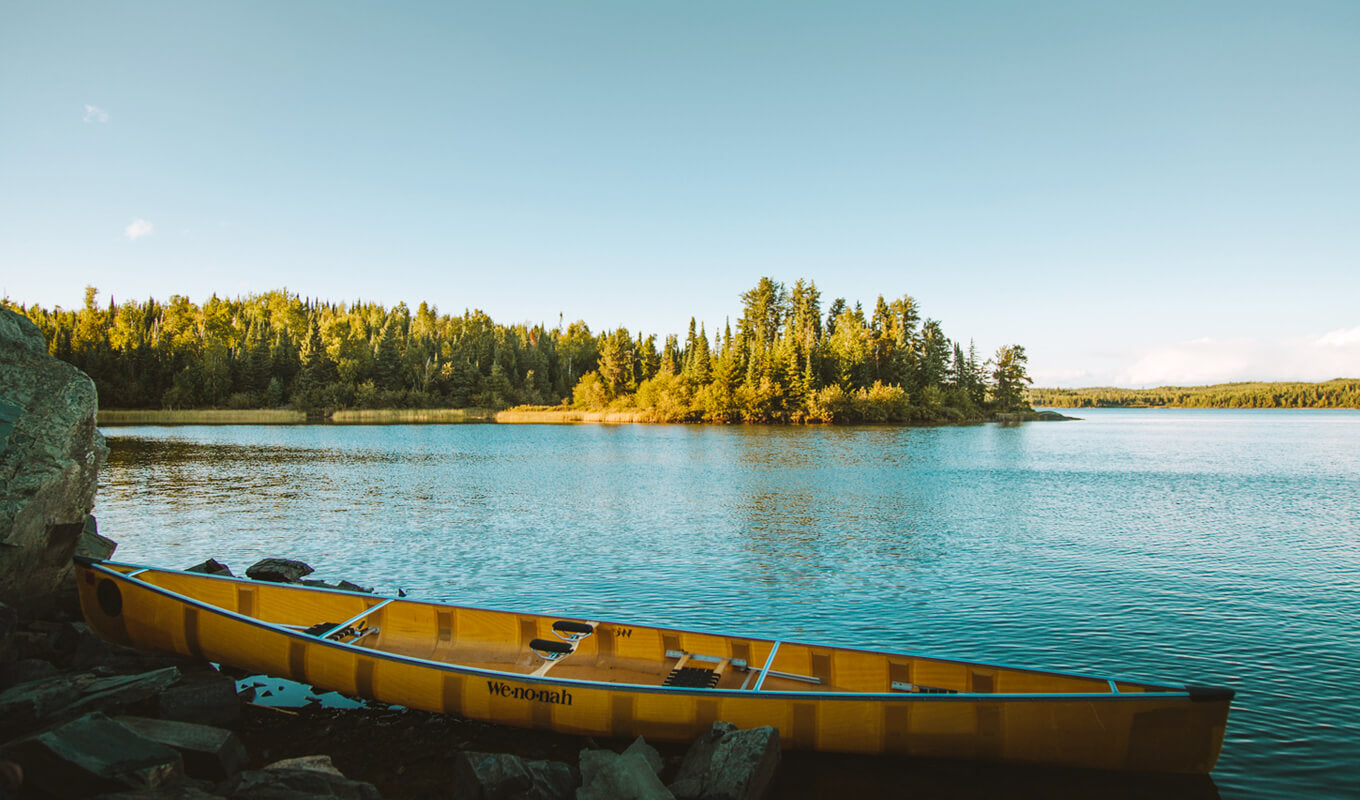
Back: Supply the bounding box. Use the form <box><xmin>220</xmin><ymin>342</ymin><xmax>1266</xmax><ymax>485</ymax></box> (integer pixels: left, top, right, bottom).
<box><xmin>1029</xmin><ymin>380</ymin><xmax>1360</xmax><ymax>409</ymax></box>
<box><xmin>4</xmin><ymin>278</ymin><xmax>1033</xmax><ymax>422</ymax></box>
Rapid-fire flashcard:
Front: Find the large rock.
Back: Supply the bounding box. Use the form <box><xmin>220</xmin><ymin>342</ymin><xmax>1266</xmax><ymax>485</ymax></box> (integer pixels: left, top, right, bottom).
<box><xmin>0</xmin><ymin>712</ymin><xmax>184</xmax><ymax>798</ymax></box>
<box><xmin>454</xmin><ymin>751</ymin><xmax>575</xmax><ymax>800</ymax></box>
<box><xmin>577</xmin><ymin>739</ymin><xmax>672</xmax><ymax>800</ymax></box>
<box><xmin>0</xmin><ymin>307</ymin><xmax>109</xmax><ymax>616</ymax></box>
<box><xmin>155</xmin><ymin>669</ymin><xmax>242</xmax><ymax>727</ymax></box>
<box><xmin>221</xmin><ymin>767</ymin><xmax>383</xmax><ymax>799</ymax></box>
<box><xmin>668</xmin><ymin>722</ymin><xmax>780</xmax><ymax>800</ymax></box>
<box><xmin>245</xmin><ymin>558</ymin><xmax>314</xmax><ymax>583</ymax></box>
<box><xmin>0</xmin><ymin>666</ymin><xmax>180</xmax><ymax>740</ymax></box>
<box><xmin>116</xmin><ymin>716</ymin><xmax>248</xmax><ymax>782</ymax></box>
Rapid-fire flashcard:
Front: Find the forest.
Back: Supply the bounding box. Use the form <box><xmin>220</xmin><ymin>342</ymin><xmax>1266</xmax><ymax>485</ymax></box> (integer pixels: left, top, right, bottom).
<box><xmin>3</xmin><ymin>278</ymin><xmax>1033</xmax><ymax>423</ymax></box>
<box><xmin>1029</xmin><ymin>380</ymin><xmax>1360</xmax><ymax>409</ymax></box>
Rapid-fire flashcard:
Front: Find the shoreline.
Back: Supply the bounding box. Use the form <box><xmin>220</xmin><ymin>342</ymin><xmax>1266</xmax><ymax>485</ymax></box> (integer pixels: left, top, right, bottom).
<box><xmin>97</xmin><ymin>407</ymin><xmax>1077</xmax><ymax>426</ymax></box>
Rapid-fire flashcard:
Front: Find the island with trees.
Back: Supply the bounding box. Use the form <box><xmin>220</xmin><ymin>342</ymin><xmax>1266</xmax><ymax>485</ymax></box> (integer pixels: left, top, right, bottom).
<box><xmin>3</xmin><ymin>278</ymin><xmax>1037</xmax><ymax>424</ymax></box>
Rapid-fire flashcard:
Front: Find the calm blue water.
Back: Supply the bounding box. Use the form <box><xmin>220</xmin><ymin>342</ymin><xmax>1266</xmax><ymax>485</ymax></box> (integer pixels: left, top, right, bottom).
<box><xmin>96</xmin><ymin>410</ymin><xmax>1360</xmax><ymax>798</ymax></box>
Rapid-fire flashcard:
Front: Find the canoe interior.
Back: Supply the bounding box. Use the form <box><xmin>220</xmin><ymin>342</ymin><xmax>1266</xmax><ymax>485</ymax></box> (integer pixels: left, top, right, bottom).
<box><xmin>96</xmin><ymin>563</ymin><xmax>1178</xmax><ymax>698</ymax></box>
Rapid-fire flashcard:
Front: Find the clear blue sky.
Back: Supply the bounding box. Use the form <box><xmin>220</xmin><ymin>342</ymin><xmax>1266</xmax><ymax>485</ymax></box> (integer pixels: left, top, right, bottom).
<box><xmin>3</xmin><ymin>1</ymin><xmax>1357</xmax><ymax>386</ymax></box>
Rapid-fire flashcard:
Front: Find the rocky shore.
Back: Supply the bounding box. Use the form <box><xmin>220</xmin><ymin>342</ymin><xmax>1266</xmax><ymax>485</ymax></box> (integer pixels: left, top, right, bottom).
<box><xmin>0</xmin><ymin>584</ymin><xmax>779</xmax><ymax>799</ymax></box>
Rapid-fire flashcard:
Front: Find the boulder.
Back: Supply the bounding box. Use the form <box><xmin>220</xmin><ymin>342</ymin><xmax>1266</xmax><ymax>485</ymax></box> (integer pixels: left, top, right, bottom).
<box><xmin>156</xmin><ymin>670</ymin><xmax>242</xmax><ymax>727</ymax></box>
<box><xmin>264</xmin><ymin>754</ymin><xmax>344</xmax><ymax>776</ymax></box>
<box><xmin>669</xmin><ymin>722</ymin><xmax>780</xmax><ymax>800</ymax></box>
<box><xmin>245</xmin><ymin>558</ymin><xmax>314</xmax><ymax>584</ymax></box>
<box><xmin>0</xmin><ymin>658</ymin><xmax>60</xmax><ymax>688</ymax></box>
<box><xmin>185</xmin><ymin>559</ymin><xmax>233</xmax><ymax>577</ymax></box>
<box><xmin>0</xmin><ymin>307</ymin><xmax>109</xmax><ymax>617</ymax></box>
<box><xmin>0</xmin><ymin>674</ymin><xmax>84</xmax><ymax>737</ymax></box>
<box><xmin>0</xmin><ymin>666</ymin><xmax>182</xmax><ymax>739</ymax></box>
<box><xmin>0</xmin><ymin>601</ymin><xmax>15</xmax><ymax>663</ymax></box>
<box><xmin>0</xmin><ymin>712</ymin><xmax>184</xmax><ymax>798</ymax></box>
<box><xmin>577</xmin><ymin>744</ymin><xmax>672</xmax><ymax>800</ymax></box>
<box><xmin>116</xmin><ymin>716</ymin><xmax>248</xmax><ymax>782</ymax></box>
<box><xmin>221</xmin><ymin>767</ymin><xmax>382</xmax><ymax>799</ymax></box>
<box><xmin>454</xmin><ymin>751</ymin><xmax>575</xmax><ymax>800</ymax></box>
<box><xmin>95</xmin><ymin>783</ymin><xmax>223</xmax><ymax>799</ymax></box>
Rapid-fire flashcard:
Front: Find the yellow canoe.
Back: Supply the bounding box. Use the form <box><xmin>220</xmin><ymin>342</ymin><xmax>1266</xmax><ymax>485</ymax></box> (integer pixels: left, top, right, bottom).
<box><xmin>75</xmin><ymin>558</ymin><xmax>1232</xmax><ymax>773</ymax></box>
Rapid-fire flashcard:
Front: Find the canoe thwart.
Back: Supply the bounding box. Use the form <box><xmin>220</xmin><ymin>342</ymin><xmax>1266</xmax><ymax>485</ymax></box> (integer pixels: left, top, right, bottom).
<box><xmin>664</xmin><ymin>650</ymin><xmax>748</xmax><ymax>671</ymax></box>
<box><xmin>891</xmin><ymin>680</ymin><xmax>956</xmax><ymax>694</ymax></box>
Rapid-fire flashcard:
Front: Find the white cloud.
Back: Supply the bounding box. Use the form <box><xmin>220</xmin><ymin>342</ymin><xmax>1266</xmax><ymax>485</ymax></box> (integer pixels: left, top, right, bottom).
<box><xmin>83</xmin><ymin>104</ymin><xmax>109</xmax><ymax>123</ymax></box>
<box><xmin>124</xmin><ymin>218</ymin><xmax>154</xmax><ymax>240</ymax></box>
<box><xmin>1113</xmin><ymin>327</ymin><xmax>1360</xmax><ymax>387</ymax></box>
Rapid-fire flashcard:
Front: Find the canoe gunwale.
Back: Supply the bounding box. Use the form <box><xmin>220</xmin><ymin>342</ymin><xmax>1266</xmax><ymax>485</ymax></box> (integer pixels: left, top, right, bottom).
<box><xmin>78</xmin><ymin>558</ymin><xmax>1217</xmax><ymax>704</ymax></box>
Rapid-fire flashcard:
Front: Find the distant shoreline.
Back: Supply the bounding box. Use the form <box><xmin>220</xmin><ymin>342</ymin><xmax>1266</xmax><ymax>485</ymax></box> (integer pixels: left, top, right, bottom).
<box><xmin>1030</xmin><ymin>378</ymin><xmax>1360</xmax><ymax>409</ymax></box>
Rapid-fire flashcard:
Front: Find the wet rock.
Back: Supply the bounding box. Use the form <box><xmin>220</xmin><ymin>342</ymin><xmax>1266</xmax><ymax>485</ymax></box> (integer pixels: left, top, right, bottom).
<box><xmin>245</xmin><ymin>558</ymin><xmax>314</xmax><ymax>584</ymax></box>
<box><xmin>0</xmin><ymin>602</ymin><xmax>15</xmax><ymax>662</ymax></box>
<box><xmin>0</xmin><ymin>712</ymin><xmax>184</xmax><ymax>798</ymax></box>
<box><xmin>623</xmin><ymin>737</ymin><xmax>665</xmax><ymax>775</ymax></box>
<box><xmin>71</xmin><ymin>667</ymin><xmax>182</xmax><ymax>717</ymax></box>
<box><xmin>0</xmin><ymin>658</ymin><xmax>61</xmax><ymax>688</ymax></box>
<box><xmin>578</xmin><ymin>744</ymin><xmax>672</xmax><ymax>800</ymax></box>
<box><xmin>0</xmin><ymin>307</ymin><xmax>109</xmax><ymax>617</ymax></box>
<box><xmin>336</xmin><ymin>580</ymin><xmax>374</xmax><ymax>594</ymax></box>
<box><xmin>264</xmin><ymin>754</ymin><xmax>344</xmax><ymax>775</ymax></box>
<box><xmin>669</xmin><ymin>722</ymin><xmax>780</xmax><ymax>800</ymax></box>
<box><xmin>25</xmin><ymin>620</ymin><xmax>85</xmax><ymax>661</ymax></box>
<box><xmin>0</xmin><ymin>674</ymin><xmax>84</xmax><ymax>737</ymax></box>
<box><xmin>116</xmin><ymin>716</ymin><xmax>248</xmax><ymax>782</ymax></box>
<box><xmin>156</xmin><ymin>670</ymin><xmax>242</xmax><ymax>727</ymax></box>
<box><xmin>221</xmin><ymin>767</ymin><xmax>382</xmax><ymax>799</ymax></box>
<box><xmin>185</xmin><ymin>559</ymin><xmax>233</xmax><ymax>577</ymax></box>
<box><xmin>453</xmin><ymin>751</ymin><xmax>575</xmax><ymax>800</ymax></box>
<box><xmin>95</xmin><ymin>783</ymin><xmax>222</xmax><ymax>799</ymax></box>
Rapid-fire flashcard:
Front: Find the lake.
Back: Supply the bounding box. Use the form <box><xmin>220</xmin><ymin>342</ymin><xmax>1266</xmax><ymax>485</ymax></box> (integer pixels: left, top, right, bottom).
<box><xmin>95</xmin><ymin>409</ymin><xmax>1360</xmax><ymax>798</ymax></box>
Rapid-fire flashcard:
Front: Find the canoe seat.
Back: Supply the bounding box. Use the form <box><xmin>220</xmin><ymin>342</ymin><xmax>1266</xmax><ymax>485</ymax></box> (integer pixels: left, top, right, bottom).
<box><xmin>530</xmin><ymin>638</ymin><xmax>573</xmax><ymax>661</ymax></box>
<box><xmin>552</xmin><ymin>620</ymin><xmax>595</xmax><ymax>641</ymax></box>
<box><xmin>663</xmin><ymin>652</ymin><xmax>731</xmax><ymax>689</ymax></box>
<box><xmin>664</xmin><ymin>666</ymin><xmax>722</xmax><ymax>688</ymax></box>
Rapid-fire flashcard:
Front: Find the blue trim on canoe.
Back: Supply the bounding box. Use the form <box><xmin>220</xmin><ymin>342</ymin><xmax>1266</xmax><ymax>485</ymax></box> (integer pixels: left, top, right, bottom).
<box><xmin>81</xmin><ymin>558</ymin><xmax>1211</xmax><ymax>702</ymax></box>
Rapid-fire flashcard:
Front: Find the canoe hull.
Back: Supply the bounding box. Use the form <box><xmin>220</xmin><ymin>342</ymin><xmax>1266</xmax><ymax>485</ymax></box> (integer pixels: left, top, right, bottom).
<box><xmin>75</xmin><ymin>561</ymin><xmax>1230</xmax><ymax>774</ymax></box>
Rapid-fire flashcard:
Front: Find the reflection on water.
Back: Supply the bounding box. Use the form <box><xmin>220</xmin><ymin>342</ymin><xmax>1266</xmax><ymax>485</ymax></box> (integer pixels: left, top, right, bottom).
<box><xmin>97</xmin><ymin>411</ymin><xmax>1360</xmax><ymax>798</ymax></box>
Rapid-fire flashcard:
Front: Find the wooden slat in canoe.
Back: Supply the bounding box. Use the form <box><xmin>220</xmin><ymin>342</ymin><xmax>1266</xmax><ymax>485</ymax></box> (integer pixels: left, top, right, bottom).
<box><xmin>74</xmin><ymin>559</ymin><xmax>1232</xmax><ymax>773</ymax></box>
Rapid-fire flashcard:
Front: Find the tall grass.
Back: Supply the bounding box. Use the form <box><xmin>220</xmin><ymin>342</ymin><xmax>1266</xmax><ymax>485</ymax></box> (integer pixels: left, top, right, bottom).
<box><xmin>98</xmin><ymin>409</ymin><xmax>306</xmax><ymax>425</ymax></box>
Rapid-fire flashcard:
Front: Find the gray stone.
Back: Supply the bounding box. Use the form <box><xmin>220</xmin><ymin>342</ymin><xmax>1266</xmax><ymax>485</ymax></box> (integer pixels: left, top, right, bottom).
<box><xmin>0</xmin><ymin>307</ymin><xmax>109</xmax><ymax>617</ymax></box>
<box><xmin>0</xmin><ymin>712</ymin><xmax>184</xmax><ymax>798</ymax></box>
<box><xmin>624</xmin><ymin>736</ymin><xmax>665</xmax><ymax>775</ymax></box>
<box><xmin>115</xmin><ymin>716</ymin><xmax>248</xmax><ymax>782</ymax></box>
<box><xmin>0</xmin><ymin>674</ymin><xmax>84</xmax><ymax>737</ymax></box>
<box><xmin>0</xmin><ymin>657</ymin><xmax>61</xmax><ymax>688</ymax></box>
<box><xmin>336</xmin><ymin>580</ymin><xmax>374</xmax><ymax>594</ymax></box>
<box><xmin>0</xmin><ymin>602</ymin><xmax>15</xmax><ymax>663</ymax></box>
<box><xmin>264</xmin><ymin>754</ymin><xmax>343</xmax><ymax>776</ymax></box>
<box><xmin>156</xmin><ymin>670</ymin><xmax>242</xmax><ymax>727</ymax></box>
<box><xmin>95</xmin><ymin>783</ymin><xmax>222</xmax><ymax>799</ymax></box>
<box><xmin>577</xmin><ymin>748</ymin><xmax>673</xmax><ymax>800</ymax></box>
<box><xmin>222</xmin><ymin>768</ymin><xmax>382</xmax><ymax>799</ymax></box>
<box><xmin>245</xmin><ymin>558</ymin><xmax>314</xmax><ymax>583</ymax></box>
<box><xmin>669</xmin><ymin>723</ymin><xmax>780</xmax><ymax>800</ymax></box>
<box><xmin>185</xmin><ymin>559</ymin><xmax>233</xmax><ymax>577</ymax></box>
<box><xmin>70</xmin><ymin>667</ymin><xmax>182</xmax><ymax>718</ymax></box>
<box><xmin>455</xmin><ymin>751</ymin><xmax>574</xmax><ymax>800</ymax></box>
